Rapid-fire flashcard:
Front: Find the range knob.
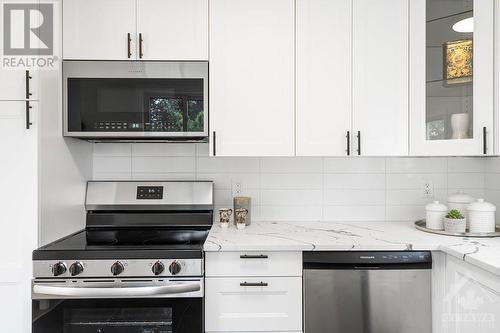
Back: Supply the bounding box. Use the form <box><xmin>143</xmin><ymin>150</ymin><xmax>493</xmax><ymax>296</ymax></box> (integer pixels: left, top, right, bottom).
<box><xmin>52</xmin><ymin>262</ymin><xmax>67</xmax><ymax>277</ymax></box>
<box><xmin>152</xmin><ymin>261</ymin><xmax>165</xmax><ymax>275</ymax></box>
<box><xmin>111</xmin><ymin>261</ymin><xmax>124</xmax><ymax>276</ymax></box>
<box><xmin>69</xmin><ymin>262</ymin><xmax>84</xmax><ymax>276</ymax></box>
<box><xmin>169</xmin><ymin>261</ymin><xmax>182</xmax><ymax>275</ymax></box>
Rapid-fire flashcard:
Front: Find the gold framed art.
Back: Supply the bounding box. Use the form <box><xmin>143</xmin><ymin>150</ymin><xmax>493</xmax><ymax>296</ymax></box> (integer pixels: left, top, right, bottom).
<box><xmin>443</xmin><ymin>39</ymin><xmax>473</xmax><ymax>86</ymax></box>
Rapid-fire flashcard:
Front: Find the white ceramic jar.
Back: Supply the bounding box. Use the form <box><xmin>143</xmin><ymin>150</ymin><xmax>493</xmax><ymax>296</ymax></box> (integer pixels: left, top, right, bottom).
<box><xmin>467</xmin><ymin>199</ymin><xmax>496</xmax><ymax>233</ymax></box>
<box><xmin>425</xmin><ymin>201</ymin><xmax>447</xmax><ymax>230</ymax></box>
<box><xmin>448</xmin><ymin>192</ymin><xmax>474</xmax><ymax>225</ymax></box>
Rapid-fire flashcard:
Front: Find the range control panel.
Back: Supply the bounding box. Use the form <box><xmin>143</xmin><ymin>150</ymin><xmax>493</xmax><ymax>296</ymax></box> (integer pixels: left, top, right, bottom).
<box><xmin>137</xmin><ymin>186</ymin><xmax>164</xmax><ymax>200</ymax></box>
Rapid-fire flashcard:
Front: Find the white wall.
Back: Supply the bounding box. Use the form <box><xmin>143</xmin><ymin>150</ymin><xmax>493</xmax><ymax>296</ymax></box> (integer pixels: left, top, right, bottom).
<box><xmin>92</xmin><ymin>142</ymin><xmax>486</xmax><ymax>222</ymax></box>
<box><xmin>38</xmin><ymin>0</ymin><xmax>93</xmax><ymax>246</ymax></box>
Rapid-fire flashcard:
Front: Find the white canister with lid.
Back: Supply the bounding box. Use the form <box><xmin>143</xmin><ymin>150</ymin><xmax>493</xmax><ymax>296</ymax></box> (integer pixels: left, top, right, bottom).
<box><xmin>448</xmin><ymin>192</ymin><xmax>474</xmax><ymax>226</ymax></box>
<box><xmin>467</xmin><ymin>199</ymin><xmax>496</xmax><ymax>233</ymax></box>
<box><xmin>426</xmin><ymin>201</ymin><xmax>447</xmax><ymax>230</ymax></box>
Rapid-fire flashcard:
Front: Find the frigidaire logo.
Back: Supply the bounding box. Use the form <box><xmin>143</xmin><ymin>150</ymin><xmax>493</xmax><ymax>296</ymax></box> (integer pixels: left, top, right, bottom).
<box><xmin>2</xmin><ymin>2</ymin><xmax>59</xmax><ymax>69</ymax></box>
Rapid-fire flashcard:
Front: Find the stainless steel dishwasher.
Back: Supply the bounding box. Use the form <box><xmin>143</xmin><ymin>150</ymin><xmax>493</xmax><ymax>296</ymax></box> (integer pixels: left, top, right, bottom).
<box><xmin>304</xmin><ymin>251</ymin><xmax>432</xmax><ymax>333</ymax></box>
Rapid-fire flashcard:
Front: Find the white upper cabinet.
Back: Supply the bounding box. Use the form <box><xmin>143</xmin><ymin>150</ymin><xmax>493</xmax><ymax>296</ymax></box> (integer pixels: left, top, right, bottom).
<box><xmin>0</xmin><ymin>101</ymin><xmax>38</xmax><ymax>333</ymax></box>
<box><xmin>137</xmin><ymin>0</ymin><xmax>208</xmax><ymax>60</ymax></box>
<box><xmin>409</xmin><ymin>0</ymin><xmax>494</xmax><ymax>156</ymax></box>
<box><xmin>0</xmin><ymin>69</ymin><xmax>37</xmax><ymax>101</ymax></box>
<box><xmin>209</xmin><ymin>0</ymin><xmax>295</xmax><ymax>156</ymax></box>
<box><xmin>63</xmin><ymin>0</ymin><xmax>208</xmax><ymax>61</ymax></box>
<box><xmin>63</xmin><ymin>0</ymin><xmax>136</xmax><ymax>60</ymax></box>
<box><xmin>352</xmin><ymin>0</ymin><xmax>409</xmax><ymax>156</ymax></box>
<box><xmin>296</xmin><ymin>0</ymin><xmax>352</xmax><ymax>156</ymax></box>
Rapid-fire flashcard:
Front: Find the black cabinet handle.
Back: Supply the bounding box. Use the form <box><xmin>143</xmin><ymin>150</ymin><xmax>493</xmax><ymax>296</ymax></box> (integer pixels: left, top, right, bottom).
<box><xmin>240</xmin><ymin>254</ymin><xmax>268</xmax><ymax>259</ymax></box>
<box><xmin>127</xmin><ymin>33</ymin><xmax>132</xmax><ymax>58</ymax></box>
<box><xmin>213</xmin><ymin>131</ymin><xmax>216</xmax><ymax>156</ymax></box>
<box><xmin>25</xmin><ymin>101</ymin><xmax>32</xmax><ymax>129</ymax></box>
<box><xmin>346</xmin><ymin>131</ymin><xmax>350</xmax><ymax>156</ymax></box>
<box><xmin>240</xmin><ymin>281</ymin><xmax>268</xmax><ymax>287</ymax></box>
<box><xmin>25</xmin><ymin>70</ymin><xmax>32</xmax><ymax>99</ymax></box>
<box><xmin>356</xmin><ymin>131</ymin><xmax>361</xmax><ymax>155</ymax></box>
<box><xmin>483</xmin><ymin>127</ymin><xmax>487</xmax><ymax>155</ymax></box>
<box><xmin>139</xmin><ymin>33</ymin><xmax>144</xmax><ymax>59</ymax></box>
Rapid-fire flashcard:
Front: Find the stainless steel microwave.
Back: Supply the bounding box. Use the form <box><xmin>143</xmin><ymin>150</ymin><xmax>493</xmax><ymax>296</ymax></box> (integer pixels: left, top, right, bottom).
<box><xmin>63</xmin><ymin>61</ymin><xmax>208</xmax><ymax>140</ymax></box>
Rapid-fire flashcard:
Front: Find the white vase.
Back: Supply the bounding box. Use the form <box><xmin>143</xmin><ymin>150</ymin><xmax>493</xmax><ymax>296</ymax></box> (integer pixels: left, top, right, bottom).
<box><xmin>451</xmin><ymin>113</ymin><xmax>470</xmax><ymax>139</ymax></box>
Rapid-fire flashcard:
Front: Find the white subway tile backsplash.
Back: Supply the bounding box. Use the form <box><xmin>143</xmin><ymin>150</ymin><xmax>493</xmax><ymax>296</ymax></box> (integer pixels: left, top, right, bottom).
<box><xmin>197</xmin><ymin>157</ymin><xmax>260</xmax><ymax>173</ymax></box>
<box><xmin>261</xmin><ymin>173</ymin><xmax>323</xmax><ymax>189</ymax></box>
<box><xmin>196</xmin><ymin>173</ymin><xmax>260</xmax><ymax>190</ymax></box>
<box><xmin>324</xmin><ymin>157</ymin><xmax>385</xmax><ymax>173</ymax></box>
<box><xmin>447</xmin><ymin>173</ymin><xmax>484</xmax><ymax>190</ymax></box>
<box><xmin>94</xmin><ymin>156</ymin><xmax>131</xmax><ymax>173</ymax></box>
<box><xmin>323</xmin><ymin>205</ymin><xmax>386</xmax><ymax>221</ymax></box>
<box><xmin>92</xmin><ymin>143</ymin><xmax>490</xmax><ymax>222</ymax></box>
<box><xmin>132</xmin><ymin>143</ymin><xmax>196</xmax><ymax>156</ymax></box>
<box><xmin>261</xmin><ymin>189</ymin><xmax>322</xmax><ymax>206</ymax></box>
<box><xmin>261</xmin><ymin>157</ymin><xmax>323</xmax><ymax>173</ymax></box>
<box><xmin>386</xmin><ymin>173</ymin><xmax>447</xmax><ymax>190</ymax></box>
<box><xmin>93</xmin><ymin>172</ymin><xmax>132</xmax><ymax>181</ymax></box>
<box><xmin>447</xmin><ymin>157</ymin><xmax>486</xmax><ymax>173</ymax></box>
<box><xmin>131</xmin><ymin>173</ymin><xmax>196</xmax><ymax>181</ymax></box>
<box><xmin>324</xmin><ymin>189</ymin><xmax>385</xmax><ymax>206</ymax></box>
<box><xmin>93</xmin><ymin>143</ymin><xmax>131</xmax><ymax>156</ymax></box>
<box><xmin>260</xmin><ymin>205</ymin><xmax>322</xmax><ymax>221</ymax></box>
<box><xmin>325</xmin><ymin>174</ymin><xmax>385</xmax><ymax>189</ymax></box>
<box><xmin>386</xmin><ymin>189</ymin><xmax>447</xmax><ymax>206</ymax></box>
<box><xmin>386</xmin><ymin>157</ymin><xmax>447</xmax><ymax>174</ymax></box>
<box><xmin>386</xmin><ymin>205</ymin><xmax>425</xmax><ymax>221</ymax></box>
<box><xmin>132</xmin><ymin>157</ymin><xmax>196</xmax><ymax>173</ymax></box>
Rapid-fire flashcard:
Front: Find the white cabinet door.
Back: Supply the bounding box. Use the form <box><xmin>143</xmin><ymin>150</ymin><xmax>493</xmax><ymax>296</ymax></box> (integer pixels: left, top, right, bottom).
<box><xmin>0</xmin><ymin>69</ymin><xmax>38</xmax><ymax>101</ymax></box>
<box><xmin>209</xmin><ymin>0</ymin><xmax>295</xmax><ymax>156</ymax></box>
<box><xmin>444</xmin><ymin>256</ymin><xmax>500</xmax><ymax>333</ymax></box>
<box><xmin>137</xmin><ymin>0</ymin><xmax>208</xmax><ymax>60</ymax></box>
<box><xmin>296</xmin><ymin>0</ymin><xmax>352</xmax><ymax>156</ymax></box>
<box><xmin>409</xmin><ymin>0</ymin><xmax>494</xmax><ymax>156</ymax></box>
<box><xmin>352</xmin><ymin>0</ymin><xmax>409</xmax><ymax>156</ymax></box>
<box><xmin>63</xmin><ymin>0</ymin><xmax>136</xmax><ymax>60</ymax></box>
<box><xmin>205</xmin><ymin>277</ymin><xmax>302</xmax><ymax>332</ymax></box>
<box><xmin>0</xmin><ymin>101</ymin><xmax>38</xmax><ymax>333</ymax></box>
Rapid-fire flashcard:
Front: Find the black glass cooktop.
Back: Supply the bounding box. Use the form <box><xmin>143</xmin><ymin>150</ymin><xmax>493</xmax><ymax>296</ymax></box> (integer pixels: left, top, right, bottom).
<box><xmin>33</xmin><ymin>228</ymin><xmax>209</xmax><ymax>260</ymax></box>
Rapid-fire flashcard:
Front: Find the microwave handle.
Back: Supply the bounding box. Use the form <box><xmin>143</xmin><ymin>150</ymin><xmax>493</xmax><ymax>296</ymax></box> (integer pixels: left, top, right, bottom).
<box><xmin>33</xmin><ymin>282</ymin><xmax>200</xmax><ymax>297</ymax></box>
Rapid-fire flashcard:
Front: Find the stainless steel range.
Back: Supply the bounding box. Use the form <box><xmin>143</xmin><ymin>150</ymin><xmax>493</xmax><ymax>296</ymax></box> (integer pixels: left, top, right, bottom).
<box><xmin>32</xmin><ymin>181</ymin><xmax>213</xmax><ymax>333</ymax></box>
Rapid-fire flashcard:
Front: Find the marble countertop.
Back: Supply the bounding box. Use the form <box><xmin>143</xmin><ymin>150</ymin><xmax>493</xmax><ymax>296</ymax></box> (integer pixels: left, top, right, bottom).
<box><xmin>204</xmin><ymin>221</ymin><xmax>500</xmax><ymax>276</ymax></box>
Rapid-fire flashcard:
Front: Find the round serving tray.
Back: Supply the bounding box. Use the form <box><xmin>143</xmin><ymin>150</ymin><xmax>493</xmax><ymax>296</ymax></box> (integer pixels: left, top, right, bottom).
<box><xmin>415</xmin><ymin>220</ymin><xmax>500</xmax><ymax>238</ymax></box>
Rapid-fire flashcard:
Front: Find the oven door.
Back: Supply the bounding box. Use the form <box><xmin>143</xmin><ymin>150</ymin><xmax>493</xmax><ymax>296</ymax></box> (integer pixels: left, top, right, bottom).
<box><xmin>63</xmin><ymin>61</ymin><xmax>208</xmax><ymax>140</ymax></box>
<box><xmin>32</xmin><ymin>278</ymin><xmax>203</xmax><ymax>333</ymax></box>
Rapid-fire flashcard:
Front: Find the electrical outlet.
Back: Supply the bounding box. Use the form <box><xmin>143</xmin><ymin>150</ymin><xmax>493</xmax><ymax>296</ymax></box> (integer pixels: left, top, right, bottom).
<box><xmin>231</xmin><ymin>180</ymin><xmax>242</xmax><ymax>197</ymax></box>
<box><xmin>422</xmin><ymin>181</ymin><xmax>434</xmax><ymax>198</ymax></box>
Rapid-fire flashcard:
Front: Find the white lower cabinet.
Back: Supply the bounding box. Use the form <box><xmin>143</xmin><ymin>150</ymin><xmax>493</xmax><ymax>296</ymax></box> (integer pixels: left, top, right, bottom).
<box><xmin>205</xmin><ymin>277</ymin><xmax>302</xmax><ymax>332</ymax></box>
<box><xmin>205</xmin><ymin>251</ymin><xmax>302</xmax><ymax>332</ymax></box>
<box><xmin>440</xmin><ymin>255</ymin><xmax>500</xmax><ymax>333</ymax></box>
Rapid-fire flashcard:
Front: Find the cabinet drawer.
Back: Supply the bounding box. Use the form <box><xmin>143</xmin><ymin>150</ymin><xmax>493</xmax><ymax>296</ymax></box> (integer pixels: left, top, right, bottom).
<box><xmin>205</xmin><ymin>277</ymin><xmax>302</xmax><ymax>332</ymax></box>
<box><xmin>205</xmin><ymin>252</ymin><xmax>302</xmax><ymax>277</ymax></box>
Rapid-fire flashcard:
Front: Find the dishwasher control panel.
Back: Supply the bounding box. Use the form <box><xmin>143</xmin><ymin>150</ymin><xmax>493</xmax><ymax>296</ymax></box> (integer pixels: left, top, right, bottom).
<box><xmin>303</xmin><ymin>251</ymin><xmax>432</xmax><ymax>269</ymax></box>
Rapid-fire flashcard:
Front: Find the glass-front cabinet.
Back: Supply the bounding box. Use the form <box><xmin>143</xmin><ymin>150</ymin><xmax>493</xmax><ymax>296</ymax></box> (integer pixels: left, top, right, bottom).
<box><xmin>410</xmin><ymin>0</ymin><xmax>494</xmax><ymax>155</ymax></box>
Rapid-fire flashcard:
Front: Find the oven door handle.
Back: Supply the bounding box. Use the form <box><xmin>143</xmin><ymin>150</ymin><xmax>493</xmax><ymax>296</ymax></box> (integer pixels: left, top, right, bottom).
<box><xmin>33</xmin><ymin>283</ymin><xmax>201</xmax><ymax>297</ymax></box>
